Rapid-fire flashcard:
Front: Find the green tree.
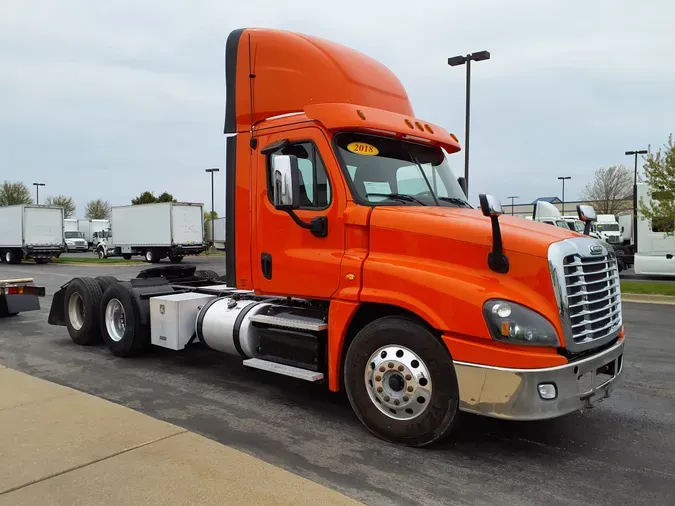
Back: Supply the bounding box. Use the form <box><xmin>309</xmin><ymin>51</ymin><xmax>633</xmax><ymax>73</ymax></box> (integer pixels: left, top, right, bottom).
<box><xmin>0</xmin><ymin>181</ymin><xmax>33</xmax><ymax>206</ymax></box>
<box><xmin>85</xmin><ymin>199</ymin><xmax>112</xmax><ymax>219</ymax></box>
<box><xmin>639</xmin><ymin>133</ymin><xmax>675</xmax><ymax>236</ymax></box>
<box><xmin>44</xmin><ymin>194</ymin><xmax>76</xmax><ymax>218</ymax></box>
<box><xmin>131</xmin><ymin>191</ymin><xmax>176</xmax><ymax>205</ymax></box>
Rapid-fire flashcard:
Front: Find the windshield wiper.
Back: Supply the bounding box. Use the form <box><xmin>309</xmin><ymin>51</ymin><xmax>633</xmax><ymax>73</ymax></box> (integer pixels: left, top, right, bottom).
<box><xmin>366</xmin><ymin>193</ymin><xmax>427</xmax><ymax>206</ymax></box>
<box><xmin>437</xmin><ymin>196</ymin><xmax>472</xmax><ymax>208</ymax></box>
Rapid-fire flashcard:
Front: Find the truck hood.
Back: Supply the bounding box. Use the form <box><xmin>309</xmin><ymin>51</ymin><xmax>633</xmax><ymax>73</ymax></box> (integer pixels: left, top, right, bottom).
<box><xmin>369</xmin><ymin>206</ymin><xmax>578</xmax><ymax>258</ymax></box>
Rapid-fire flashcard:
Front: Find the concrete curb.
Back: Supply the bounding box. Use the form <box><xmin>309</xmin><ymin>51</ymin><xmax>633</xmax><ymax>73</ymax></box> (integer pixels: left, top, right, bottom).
<box><xmin>0</xmin><ymin>367</ymin><xmax>362</xmax><ymax>505</ymax></box>
<box><xmin>622</xmin><ymin>293</ymin><xmax>675</xmax><ymax>305</ymax></box>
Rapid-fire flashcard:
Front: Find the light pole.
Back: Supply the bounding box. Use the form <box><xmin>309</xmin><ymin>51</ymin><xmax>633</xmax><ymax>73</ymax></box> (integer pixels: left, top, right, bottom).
<box><xmin>33</xmin><ymin>182</ymin><xmax>45</xmax><ymax>204</ymax></box>
<box><xmin>205</xmin><ymin>168</ymin><xmax>219</xmax><ymax>249</ymax></box>
<box><xmin>625</xmin><ymin>149</ymin><xmax>647</xmax><ymax>248</ymax></box>
<box><xmin>557</xmin><ymin>176</ymin><xmax>571</xmax><ymax>215</ymax></box>
<box><xmin>448</xmin><ymin>50</ymin><xmax>490</xmax><ymax>196</ymax></box>
<box><xmin>507</xmin><ymin>196</ymin><xmax>518</xmax><ymax>215</ymax></box>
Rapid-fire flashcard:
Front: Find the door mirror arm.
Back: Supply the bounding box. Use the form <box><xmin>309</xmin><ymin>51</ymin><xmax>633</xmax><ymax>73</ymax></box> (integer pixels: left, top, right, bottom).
<box><xmin>271</xmin><ymin>153</ymin><xmax>328</xmax><ymax>238</ymax></box>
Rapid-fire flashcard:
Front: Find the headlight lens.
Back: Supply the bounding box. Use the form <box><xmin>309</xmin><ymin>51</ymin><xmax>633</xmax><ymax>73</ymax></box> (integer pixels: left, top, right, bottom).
<box><xmin>483</xmin><ymin>299</ymin><xmax>560</xmax><ymax>347</ymax></box>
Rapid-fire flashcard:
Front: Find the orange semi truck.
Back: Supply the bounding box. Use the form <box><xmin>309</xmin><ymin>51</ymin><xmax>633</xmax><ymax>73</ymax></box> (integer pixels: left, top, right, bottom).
<box><xmin>47</xmin><ymin>27</ymin><xmax>625</xmax><ymax>447</ymax></box>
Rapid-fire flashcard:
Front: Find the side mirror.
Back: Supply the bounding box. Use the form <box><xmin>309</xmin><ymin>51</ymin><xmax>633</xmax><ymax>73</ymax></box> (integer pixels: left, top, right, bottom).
<box><xmin>457</xmin><ymin>176</ymin><xmax>468</xmax><ymax>198</ymax></box>
<box><xmin>271</xmin><ymin>155</ymin><xmax>300</xmax><ymax>210</ymax></box>
<box><xmin>577</xmin><ymin>204</ymin><xmax>597</xmax><ymax>236</ymax></box>
<box><xmin>577</xmin><ymin>204</ymin><xmax>597</xmax><ymax>223</ymax></box>
<box><xmin>479</xmin><ymin>194</ymin><xmax>503</xmax><ymax>217</ymax></box>
<box><xmin>478</xmin><ymin>194</ymin><xmax>508</xmax><ymax>274</ymax></box>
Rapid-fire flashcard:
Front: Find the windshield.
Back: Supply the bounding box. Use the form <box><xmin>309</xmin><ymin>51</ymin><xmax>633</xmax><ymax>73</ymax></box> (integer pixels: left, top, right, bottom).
<box><xmin>65</xmin><ymin>231</ymin><xmax>84</xmax><ymax>239</ymax></box>
<box><xmin>555</xmin><ymin>220</ymin><xmax>569</xmax><ymax>229</ymax></box>
<box><xmin>334</xmin><ymin>133</ymin><xmax>470</xmax><ymax>207</ymax></box>
<box><xmin>597</xmin><ymin>223</ymin><xmax>619</xmax><ymax>232</ymax></box>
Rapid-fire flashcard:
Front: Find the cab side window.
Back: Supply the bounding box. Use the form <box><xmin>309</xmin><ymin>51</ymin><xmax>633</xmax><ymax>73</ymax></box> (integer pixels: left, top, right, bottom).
<box><xmin>267</xmin><ymin>141</ymin><xmax>332</xmax><ymax>209</ymax></box>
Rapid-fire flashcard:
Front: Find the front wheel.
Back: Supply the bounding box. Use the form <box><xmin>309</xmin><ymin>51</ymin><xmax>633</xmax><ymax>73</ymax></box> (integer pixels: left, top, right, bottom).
<box><xmin>97</xmin><ymin>248</ymin><xmax>106</xmax><ymax>259</ymax></box>
<box><xmin>343</xmin><ymin>316</ymin><xmax>460</xmax><ymax>447</ymax></box>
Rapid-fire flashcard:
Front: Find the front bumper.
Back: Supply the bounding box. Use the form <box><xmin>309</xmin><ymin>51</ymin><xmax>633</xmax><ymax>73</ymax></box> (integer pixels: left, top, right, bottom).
<box><xmin>454</xmin><ymin>339</ymin><xmax>625</xmax><ymax>420</ymax></box>
<box><xmin>67</xmin><ymin>243</ymin><xmax>88</xmax><ymax>251</ymax></box>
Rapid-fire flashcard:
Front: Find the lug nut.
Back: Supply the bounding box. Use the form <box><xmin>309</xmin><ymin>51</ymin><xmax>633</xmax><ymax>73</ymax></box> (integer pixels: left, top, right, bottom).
<box><xmin>397</xmin><ymin>365</ymin><xmax>404</xmax><ymax>372</ymax></box>
<box><xmin>394</xmin><ymin>399</ymin><xmax>400</xmax><ymax>406</ymax></box>
<box><xmin>383</xmin><ymin>395</ymin><xmax>390</xmax><ymax>402</ymax></box>
<box><xmin>379</xmin><ymin>366</ymin><xmax>386</xmax><ymax>372</ymax></box>
<box><xmin>377</xmin><ymin>387</ymin><xmax>383</xmax><ymax>393</ymax></box>
<box><xmin>375</xmin><ymin>375</ymin><xmax>381</xmax><ymax>382</ymax></box>
<box><xmin>388</xmin><ymin>362</ymin><xmax>394</xmax><ymax>369</ymax></box>
<box><xmin>405</xmin><ymin>374</ymin><xmax>412</xmax><ymax>381</ymax></box>
<box><xmin>407</xmin><ymin>386</ymin><xmax>414</xmax><ymax>392</ymax></box>
<box><xmin>403</xmin><ymin>396</ymin><xmax>409</xmax><ymax>402</ymax></box>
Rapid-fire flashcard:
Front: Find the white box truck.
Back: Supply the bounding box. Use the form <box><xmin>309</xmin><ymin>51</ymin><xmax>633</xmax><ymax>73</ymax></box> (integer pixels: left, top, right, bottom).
<box><xmin>64</xmin><ymin>218</ymin><xmax>78</xmax><ymax>232</ymax></box>
<box><xmin>96</xmin><ymin>202</ymin><xmax>206</xmax><ymax>263</ymax></box>
<box><xmin>77</xmin><ymin>219</ymin><xmax>110</xmax><ymax>246</ymax></box>
<box><xmin>0</xmin><ymin>205</ymin><xmax>65</xmax><ymax>264</ymax></box>
<box><xmin>633</xmin><ymin>183</ymin><xmax>675</xmax><ymax>277</ymax></box>
<box><xmin>206</xmin><ymin>216</ymin><xmax>226</xmax><ymax>250</ymax></box>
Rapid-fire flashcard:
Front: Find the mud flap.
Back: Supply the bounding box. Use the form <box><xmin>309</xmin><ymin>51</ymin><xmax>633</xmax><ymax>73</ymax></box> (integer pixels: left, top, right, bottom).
<box><xmin>47</xmin><ymin>284</ymin><xmax>68</xmax><ymax>326</ymax></box>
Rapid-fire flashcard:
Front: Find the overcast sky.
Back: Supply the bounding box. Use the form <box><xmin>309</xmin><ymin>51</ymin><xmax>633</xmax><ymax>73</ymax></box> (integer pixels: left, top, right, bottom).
<box><xmin>1</xmin><ymin>1</ymin><xmax>673</xmax><ymax>215</ymax></box>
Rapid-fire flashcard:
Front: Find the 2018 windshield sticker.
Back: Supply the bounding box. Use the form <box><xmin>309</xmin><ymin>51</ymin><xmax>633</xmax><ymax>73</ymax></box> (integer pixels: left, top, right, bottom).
<box><xmin>347</xmin><ymin>142</ymin><xmax>379</xmax><ymax>156</ymax></box>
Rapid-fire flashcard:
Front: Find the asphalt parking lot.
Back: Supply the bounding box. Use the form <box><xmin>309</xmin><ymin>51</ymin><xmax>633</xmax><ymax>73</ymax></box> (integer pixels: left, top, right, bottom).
<box><xmin>1</xmin><ymin>260</ymin><xmax>674</xmax><ymax>506</ymax></box>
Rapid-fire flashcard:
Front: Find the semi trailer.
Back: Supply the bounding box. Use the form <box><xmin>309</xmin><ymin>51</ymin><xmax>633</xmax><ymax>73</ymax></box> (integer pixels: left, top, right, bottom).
<box><xmin>47</xmin><ymin>27</ymin><xmax>626</xmax><ymax>447</ymax></box>
<box><xmin>95</xmin><ymin>203</ymin><xmax>206</xmax><ymax>263</ymax></box>
<box><xmin>0</xmin><ymin>205</ymin><xmax>65</xmax><ymax>264</ymax></box>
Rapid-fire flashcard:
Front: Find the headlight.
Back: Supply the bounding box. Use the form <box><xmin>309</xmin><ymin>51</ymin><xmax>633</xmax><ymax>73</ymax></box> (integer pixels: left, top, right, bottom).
<box><xmin>483</xmin><ymin>299</ymin><xmax>560</xmax><ymax>347</ymax></box>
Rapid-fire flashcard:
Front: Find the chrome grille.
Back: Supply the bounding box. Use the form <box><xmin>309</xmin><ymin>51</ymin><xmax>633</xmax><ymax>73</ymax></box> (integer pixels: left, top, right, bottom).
<box><xmin>562</xmin><ymin>253</ymin><xmax>621</xmax><ymax>344</ymax></box>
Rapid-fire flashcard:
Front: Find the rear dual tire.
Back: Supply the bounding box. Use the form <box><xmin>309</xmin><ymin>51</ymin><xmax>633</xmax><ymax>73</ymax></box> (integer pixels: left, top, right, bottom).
<box><xmin>63</xmin><ymin>277</ymin><xmax>148</xmax><ymax>356</ymax></box>
<box><xmin>343</xmin><ymin>316</ymin><xmax>460</xmax><ymax>447</ymax></box>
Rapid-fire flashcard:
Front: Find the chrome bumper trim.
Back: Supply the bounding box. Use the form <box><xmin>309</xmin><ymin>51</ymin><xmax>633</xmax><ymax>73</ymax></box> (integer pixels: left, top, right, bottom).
<box><xmin>455</xmin><ymin>339</ymin><xmax>625</xmax><ymax>420</ymax></box>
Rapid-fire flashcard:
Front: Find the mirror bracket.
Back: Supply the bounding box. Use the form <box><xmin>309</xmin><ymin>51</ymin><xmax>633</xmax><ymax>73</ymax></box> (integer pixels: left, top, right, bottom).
<box><xmin>479</xmin><ymin>194</ymin><xmax>509</xmax><ymax>274</ymax></box>
<box><xmin>285</xmin><ymin>211</ymin><xmax>328</xmax><ymax>238</ymax></box>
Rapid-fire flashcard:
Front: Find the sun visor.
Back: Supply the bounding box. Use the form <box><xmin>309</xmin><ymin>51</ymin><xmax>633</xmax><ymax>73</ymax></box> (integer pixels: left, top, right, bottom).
<box><xmin>304</xmin><ymin>103</ymin><xmax>461</xmax><ymax>154</ymax></box>
<box><xmin>224</xmin><ymin>28</ymin><xmax>415</xmax><ymax>134</ymax></box>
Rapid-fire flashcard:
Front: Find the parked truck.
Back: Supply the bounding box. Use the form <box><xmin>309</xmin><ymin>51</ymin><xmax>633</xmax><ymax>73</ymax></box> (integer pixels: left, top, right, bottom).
<box><xmin>95</xmin><ymin>202</ymin><xmax>206</xmax><ymax>262</ymax></box>
<box><xmin>64</xmin><ymin>218</ymin><xmax>78</xmax><ymax>232</ymax></box>
<box><xmin>633</xmin><ymin>183</ymin><xmax>675</xmax><ymax>276</ymax></box>
<box><xmin>0</xmin><ymin>205</ymin><xmax>65</xmax><ymax>264</ymax></box>
<box><xmin>206</xmin><ymin>216</ymin><xmax>226</xmax><ymax>250</ymax></box>
<box><xmin>591</xmin><ymin>214</ymin><xmax>622</xmax><ymax>245</ymax></box>
<box><xmin>47</xmin><ymin>28</ymin><xmax>625</xmax><ymax>447</ymax></box>
<box><xmin>77</xmin><ymin>219</ymin><xmax>110</xmax><ymax>246</ymax></box>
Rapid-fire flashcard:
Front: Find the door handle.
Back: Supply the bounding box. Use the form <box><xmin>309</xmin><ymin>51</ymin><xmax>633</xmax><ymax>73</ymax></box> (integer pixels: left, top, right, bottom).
<box><xmin>261</xmin><ymin>253</ymin><xmax>272</xmax><ymax>279</ymax></box>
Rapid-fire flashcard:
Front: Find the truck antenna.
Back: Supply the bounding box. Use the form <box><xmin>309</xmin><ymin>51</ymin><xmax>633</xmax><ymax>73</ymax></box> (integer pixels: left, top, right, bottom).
<box><xmin>248</xmin><ymin>33</ymin><xmax>257</xmax><ymax>149</ymax></box>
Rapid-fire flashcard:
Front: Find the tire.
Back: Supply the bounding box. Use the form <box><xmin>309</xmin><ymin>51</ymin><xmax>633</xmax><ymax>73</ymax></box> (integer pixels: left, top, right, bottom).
<box><xmin>343</xmin><ymin>316</ymin><xmax>460</xmax><ymax>447</ymax></box>
<box><xmin>64</xmin><ymin>277</ymin><xmax>104</xmax><ymax>346</ymax></box>
<box><xmin>97</xmin><ymin>248</ymin><xmax>106</xmax><ymax>259</ymax></box>
<box><xmin>169</xmin><ymin>256</ymin><xmax>184</xmax><ymax>263</ymax></box>
<box><xmin>144</xmin><ymin>250</ymin><xmax>160</xmax><ymax>263</ymax></box>
<box><xmin>194</xmin><ymin>270</ymin><xmax>218</xmax><ymax>280</ymax></box>
<box><xmin>122</xmin><ymin>254</ymin><xmax>132</xmax><ymax>260</ymax></box>
<box><xmin>100</xmin><ymin>282</ymin><xmax>149</xmax><ymax>357</ymax></box>
<box><xmin>95</xmin><ymin>276</ymin><xmax>119</xmax><ymax>293</ymax></box>
<box><xmin>34</xmin><ymin>258</ymin><xmax>50</xmax><ymax>264</ymax></box>
<box><xmin>5</xmin><ymin>250</ymin><xmax>19</xmax><ymax>264</ymax></box>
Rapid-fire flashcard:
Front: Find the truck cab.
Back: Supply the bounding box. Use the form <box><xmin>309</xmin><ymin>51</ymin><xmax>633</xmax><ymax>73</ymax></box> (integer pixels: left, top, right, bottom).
<box><xmin>592</xmin><ymin>214</ymin><xmax>622</xmax><ymax>245</ymax></box>
<box><xmin>49</xmin><ymin>27</ymin><xmax>626</xmax><ymax>447</ymax></box>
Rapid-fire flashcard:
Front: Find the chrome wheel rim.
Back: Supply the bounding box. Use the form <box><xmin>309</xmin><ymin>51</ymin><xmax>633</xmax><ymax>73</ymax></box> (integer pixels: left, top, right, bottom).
<box><xmin>364</xmin><ymin>345</ymin><xmax>433</xmax><ymax>421</ymax></box>
<box><xmin>105</xmin><ymin>298</ymin><xmax>126</xmax><ymax>342</ymax></box>
<box><xmin>67</xmin><ymin>292</ymin><xmax>85</xmax><ymax>330</ymax></box>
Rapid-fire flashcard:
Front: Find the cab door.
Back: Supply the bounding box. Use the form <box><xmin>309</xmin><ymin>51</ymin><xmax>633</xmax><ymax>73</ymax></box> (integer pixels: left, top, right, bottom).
<box><xmin>253</xmin><ymin>126</ymin><xmax>346</xmax><ymax>299</ymax></box>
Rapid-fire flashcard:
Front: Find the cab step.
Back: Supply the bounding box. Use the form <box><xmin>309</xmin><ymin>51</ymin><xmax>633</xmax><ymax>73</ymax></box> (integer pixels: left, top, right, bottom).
<box><xmin>242</xmin><ymin>358</ymin><xmax>325</xmax><ymax>382</ymax></box>
<box><xmin>248</xmin><ymin>312</ymin><xmax>327</xmax><ymax>332</ymax></box>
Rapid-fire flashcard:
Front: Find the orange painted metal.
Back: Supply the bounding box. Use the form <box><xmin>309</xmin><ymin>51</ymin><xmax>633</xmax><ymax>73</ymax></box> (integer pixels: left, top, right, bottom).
<box><xmin>227</xmin><ymin>27</ymin><xmax>615</xmax><ymax>393</ymax></box>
